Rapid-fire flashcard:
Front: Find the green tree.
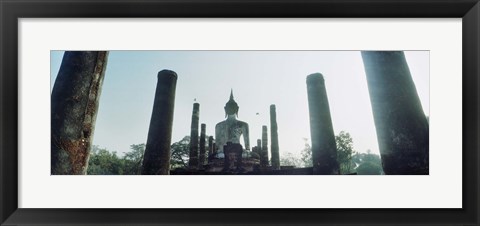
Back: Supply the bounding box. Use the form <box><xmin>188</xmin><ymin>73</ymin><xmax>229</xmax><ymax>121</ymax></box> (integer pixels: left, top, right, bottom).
<box><xmin>87</xmin><ymin>145</ymin><xmax>124</xmax><ymax>175</ymax></box>
<box><xmin>356</xmin><ymin>161</ymin><xmax>383</xmax><ymax>175</ymax></box>
<box><xmin>87</xmin><ymin>144</ymin><xmax>145</xmax><ymax>175</ymax></box>
<box><xmin>170</xmin><ymin>135</ymin><xmax>212</xmax><ymax>170</ymax></box>
<box><xmin>123</xmin><ymin>143</ymin><xmax>145</xmax><ymax>175</ymax></box>
<box><xmin>352</xmin><ymin>150</ymin><xmax>384</xmax><ymax>175</ymax></box>
<box><xmin>170</xmin><ymin>136</ymin><xmax>191</xmax><ymax>169</ymax></box>
<box><xmin>300</xmin><ymin>138</ymin><xmax>312</xmax><ymax>167</ymax></box>
<box><xmin>300</xmin><ymin>131</ymin><xmax>356</xmax><ymax>173</ymax></box>
<box><xmin>336</xmin><ymin>131</ymin><xmax>356</xmax><ymax>174</ymax></box>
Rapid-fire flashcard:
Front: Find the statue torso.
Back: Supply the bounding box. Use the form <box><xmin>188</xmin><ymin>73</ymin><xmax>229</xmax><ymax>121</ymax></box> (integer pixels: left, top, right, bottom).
<box><xmin>215</xmin><ymin>116</ymin><xmax>249</xmax><ymax>152</ymax></box>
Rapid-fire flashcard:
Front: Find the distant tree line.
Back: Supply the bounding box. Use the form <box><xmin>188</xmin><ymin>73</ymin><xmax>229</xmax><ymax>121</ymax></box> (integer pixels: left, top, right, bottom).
<box><xmin>87</xmin><ymin>131</ymin><xmax>383</xmax><ymax>175</ymax></box>
<box><xmin>87</xmin><ymin>144</ymin><xmax>145</xmax><ymax>175</ymax></box>
<box><xmin>280</xmin><ymin>131</ymin><xmax>384</xmax><ymax>175</ymax></box>
<box><xmin>86</xmin><ymin>136</ymin><xmax>200</xmax><ymax>175</ymax></box>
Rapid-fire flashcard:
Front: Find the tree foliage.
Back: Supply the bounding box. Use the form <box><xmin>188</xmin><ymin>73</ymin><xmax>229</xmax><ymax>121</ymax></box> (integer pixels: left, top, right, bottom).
<box><xmin>86</xmin><ymin>135</ymin><xmax>213</xmax><ymax>174</ymax></box>
<box><xmin>123</xmin><ymin>144</ymin><xmax>145</xmax><ymax>175</ymax></box>
<box><xmin>280</xmin><ymin>152</ymin><xmax>302</xmax><ymax>167</ymax></box>
<box><xmin>300</xmin><ymin>138</ymin><xmax>313</xmax><ymax>167</ymax></box>
<box><xmin>336</xmin><ymin>131</ymin><xmax>356</xmax><ymax>174</ymax></box>
<box><xmin>170</xmin><ymin>136</ymin><xmax>190</xmax><ymax>169</ymax></box>
<box><xmin>87</xmin><ymin>144</ymin><xmax>145</xmax><ymax>175</ymax></box>
<box><xmin>356</xmin><ymin>161</ymin><xmax>383</xmax><ymax>175</ymax></box>
<box><xmin>88</xmin><ymin>146</ymin><xmax>124</xmax><ymax>175</ymax></box>
<box><xmin>352</xmin><ymin>150</ymin><xmax>384</xmax><ymax>175</ymax></box>
<box><xmin>300</xmin><ymin>131</ymin><xmax>356</xmax><ymax>173</ymax></box>
<box><xmin>170</xmin><ymin>135</ymin><xmax>212</xmax><ymax>170</ymax></box>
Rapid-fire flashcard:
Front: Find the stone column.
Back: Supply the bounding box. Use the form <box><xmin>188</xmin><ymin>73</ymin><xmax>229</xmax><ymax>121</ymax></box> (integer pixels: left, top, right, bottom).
<box><xmin>199</xmin><ymin>123</ymin><xmax>206</xmax><ymax>169</ymax></box>
<box><xmin>253</xmin><ymin>139</ymin><xmax>262</xmax><ymax>161</ymax></box>
<box><xmin>306</xmin><ymin>73</ymin><xmax>339</xmax><ymax>175</ymax></box>
<box><xmin>261</xmin><ymin>126</ymin><xmax>269</xmax><ymax>168</ymax></box>
<box><xmin>208</xmin><ymin>136</ymin><xmax>214</xmax><ymax>163</ymax></box>
<box><xmin>141</xmin><ymin>70</ymin><xmax>178</xmax><ymax>175</ymax></box>
<box><xmin>51</xmin><ymin>51</ymin><xmax>109</xmax><ymax>175</ymax></box>
<box><xmin>188</xmin><ymin>103</ymin><xmax>200</xmax><ymax>170</ymax></box>
<box><xmin>270</xmin><ymin>104</ymin><xmax>280</xmax><ymax>170</ymax></box>
<box><xmin>361</xmin><ymin>51</ymin><xmax>429</xmax><ymax>175</ymax></box>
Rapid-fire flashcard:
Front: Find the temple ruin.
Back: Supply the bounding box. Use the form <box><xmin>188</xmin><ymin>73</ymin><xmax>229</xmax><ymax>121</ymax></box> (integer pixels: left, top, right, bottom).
<box><xmin>51</xmin><ymin>51</ymin><xmax>429</xmax><ymax>175</ymax></box>
<box><xmin>207</xmin><ymin>90</ymin><xmax>260</xmax><ymax>173</ymax></box>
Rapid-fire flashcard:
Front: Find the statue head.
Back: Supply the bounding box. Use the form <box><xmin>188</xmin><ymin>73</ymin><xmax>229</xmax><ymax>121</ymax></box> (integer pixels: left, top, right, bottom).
<box><xmin>224</xmin><ymin>89</ymin><xmax>239</xmax><ymax>117</ymax></box>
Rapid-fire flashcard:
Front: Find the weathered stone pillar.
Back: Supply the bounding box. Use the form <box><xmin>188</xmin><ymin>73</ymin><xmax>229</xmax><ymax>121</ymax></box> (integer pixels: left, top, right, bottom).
<box><xmin>141</xmin><ymin>70</ymin><xmax>178</xmax><ymax>175</ymax></box>
<box><xmin>253</xmin><ymin>139</ymin><xmax>262</xmax><ymax>162</ymax></box>
<box><xmin>252</xmin><ymin>146</ymin><xmax>259</xmax><ymax>157</ymax></box>
<box><xmin>188</xmin><ymin>103</ymin><xmax>200</xmax><ymax>170</ymax></box>
<box><xmin>306</xmin><ymin>73</ymin><xmax>339</xmax><ymax>175</ymax></box>
<box><xmin>199</xmin><ymin>123</ymin><xmax>206</xmax><ymax>169</ymax></box>
<box><xmin>361</xmin><ymin>51</ymin><xmax>429</xmax><ymax>175</ymax></box>
<box><xmin>51</xmin><ymin>51</ymin><xmax>109</xmax><ymax>175</ymax></box>
<box><xmin>270</xmin><ymin>104</ymin><xmax>280</xmax><ymax>170</ymax></box>
<box><xmin>261</xmin><ymin>126</ymin><xmax>269</xmax><ymax>168</ymax></box>
<box><xmin>208</xmin><ymin>136</ymin><xmax>214</xmax><ymax>163</ymax></box>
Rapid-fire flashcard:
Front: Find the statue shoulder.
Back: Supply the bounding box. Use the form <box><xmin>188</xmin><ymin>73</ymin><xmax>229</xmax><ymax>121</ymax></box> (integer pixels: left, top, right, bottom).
<box><xmin>237</xmin><ymin>120</ymin><xmax>249</xmax><ymax>127</ymax></box>
<box><xmin>215</xmin><ymin>121</ymin><xmax>225</xmax><ymax>128</ymax></box>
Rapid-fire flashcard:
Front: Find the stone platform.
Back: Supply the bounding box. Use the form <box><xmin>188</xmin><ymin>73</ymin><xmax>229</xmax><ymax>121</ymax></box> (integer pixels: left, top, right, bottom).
<box><xmin>170</xmin><ymin>167</ymin><xmax>314</xmax><ymax>175</ymax></box>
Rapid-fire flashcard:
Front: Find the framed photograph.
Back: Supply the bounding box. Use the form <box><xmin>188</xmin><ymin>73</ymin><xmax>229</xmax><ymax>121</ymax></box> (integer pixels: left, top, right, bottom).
<box><xmin>1</xmin><ymin>0</ymin><xmax>479</xmax><ymax>225</ymax></box>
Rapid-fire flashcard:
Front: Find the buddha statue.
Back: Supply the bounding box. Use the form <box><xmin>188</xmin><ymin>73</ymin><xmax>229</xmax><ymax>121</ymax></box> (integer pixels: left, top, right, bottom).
<box><xmin>215</xmin><ymin>90</ymin><xmax>250</xmax><ymax>155</ymax></box>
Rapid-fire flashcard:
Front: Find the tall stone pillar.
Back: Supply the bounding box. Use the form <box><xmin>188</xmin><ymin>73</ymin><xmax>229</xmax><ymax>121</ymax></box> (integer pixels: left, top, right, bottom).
<box><xmin>208</xmin><ymin>136</ymin><xmax>214</xmax><ymax>163</ymax></box>
<box><xmin>199</xmin><ymin>123</ymin><xmax>206</xmax><ymax>169</ymax></box>
<box><xmin>188</xmin><ymin>103</ymin><xmax>200</xmax><ymax>170</ymax></box>
<box><xmin>142</xmin><ymin>70</ymin><xmax>178</xmax><ymax>175</ymax></box>
<box><xmin>306</xmin><ymin>73</ymin><xmax>339</xmax><ymax>175</ymax></box>
<box><xmin>261</xmin><ymin>126</ymin><xmax>269</xmax><ymax>168</ymax></box>
<box><xmin>361</xmin><ymin>51</ymin><xmax>429</xmax><ymax>175</ymax></box>
<box><xmin>51</xmin><ymin>51</ymin><xmax>109</xmax><ymax>175</ymax></box>
<box><xmin>270</xmin><ymin>104</ymin><xmax>280</xmax><ymax>170</ymax></box>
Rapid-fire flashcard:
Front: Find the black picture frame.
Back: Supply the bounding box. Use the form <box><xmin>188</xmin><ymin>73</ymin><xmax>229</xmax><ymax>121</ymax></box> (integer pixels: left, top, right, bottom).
<box><xmin>1</xmin><ymin>0</ymin><xmax>479</xmax><ymax>225</ymax></box>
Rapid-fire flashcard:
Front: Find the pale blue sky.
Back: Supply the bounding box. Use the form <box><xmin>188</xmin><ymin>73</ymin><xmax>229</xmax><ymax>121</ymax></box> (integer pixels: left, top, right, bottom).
<box><xmin>51</xmin><ymin>51</ymin><xmax>429</xmax><ymax>158</ymax></box>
